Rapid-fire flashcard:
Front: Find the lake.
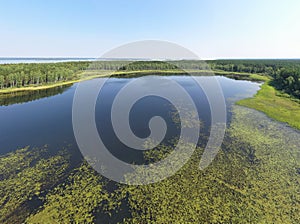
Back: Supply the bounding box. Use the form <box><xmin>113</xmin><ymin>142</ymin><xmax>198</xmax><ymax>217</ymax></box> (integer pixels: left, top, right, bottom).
<box><xmin>2</xmin><ymin>74</ymin><xmax>300</xmax><ymax>223</ymax></box>
<box><xmin>0</xmin><ymin>75</ymin><xmax>260</xmax><ymax>166</ymax></box>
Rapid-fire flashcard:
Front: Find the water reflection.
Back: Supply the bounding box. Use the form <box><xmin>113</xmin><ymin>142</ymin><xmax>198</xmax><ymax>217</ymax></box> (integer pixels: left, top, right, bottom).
<box><xmin>0</xmin><ymin>85</ymin><xmax>72</xmax><ymax>106</ymax></box>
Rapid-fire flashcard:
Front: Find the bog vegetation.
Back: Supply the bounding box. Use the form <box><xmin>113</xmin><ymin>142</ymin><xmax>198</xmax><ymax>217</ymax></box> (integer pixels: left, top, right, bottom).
<box><xmin>237</xmin><ymin>82</ymin><xmax>300</xmax><ymax>129</ymax></box>
<box><xmin>1</xmin><ymin>106</ymin><xmax>299</xmax><ymax>223</ymax></box>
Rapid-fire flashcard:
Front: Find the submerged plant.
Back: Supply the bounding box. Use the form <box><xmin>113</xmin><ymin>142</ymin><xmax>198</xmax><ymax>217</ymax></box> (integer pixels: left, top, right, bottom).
<box><xmin>121</xmin><ymin>105</ymin><xmax>300</xmax><ymax>223</ymax></box>
<box><xmin>0</xmin><ymin>147</ymin><xmax>70</xmax><ymax>224</ymax></box>
<box><xmin>1</xmin><ymin>105</ymin><xmax>299</xmax><ymax>223</ymax></box>
<box><xmin>26</xmin><ymin>162</ymin><xmax>118</xmax><ymax>224</ymax></box>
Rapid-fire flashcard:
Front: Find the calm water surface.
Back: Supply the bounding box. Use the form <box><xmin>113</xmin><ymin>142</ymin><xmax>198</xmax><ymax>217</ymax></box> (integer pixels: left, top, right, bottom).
<box><xmin>0</xmin><ymin>75</ymin><xmax>260</xmax><ymax>165</ymax></box>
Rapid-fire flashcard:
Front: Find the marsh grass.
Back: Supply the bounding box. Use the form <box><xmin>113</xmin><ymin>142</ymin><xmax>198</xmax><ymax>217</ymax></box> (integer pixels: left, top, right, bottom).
<box><xmin>237</xmin><ymin>82</ymin><xmax>300</xmax><ymax>130</ymax></box>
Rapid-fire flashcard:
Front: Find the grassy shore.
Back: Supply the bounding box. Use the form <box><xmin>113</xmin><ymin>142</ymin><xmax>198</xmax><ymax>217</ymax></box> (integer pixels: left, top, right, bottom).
<box><xmin>237</xmin><ymin>81</ymin><xmax>300</xmax><ymax>130</ymax></box>
<box><xmin>0</xmin><ymin>69</ymin><xmax>267</xmax><ymax>94</ymax></box>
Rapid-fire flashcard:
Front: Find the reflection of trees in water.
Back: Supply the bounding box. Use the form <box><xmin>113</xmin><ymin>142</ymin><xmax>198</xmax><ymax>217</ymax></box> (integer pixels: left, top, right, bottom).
<box><xmin>0</xmin><ymin>84</ymin><xmax>72</xmax><ymax>106</ymax></box>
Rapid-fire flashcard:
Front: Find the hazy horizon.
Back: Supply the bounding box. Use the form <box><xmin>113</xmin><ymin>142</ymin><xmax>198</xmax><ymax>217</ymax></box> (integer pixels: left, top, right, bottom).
<box><xmin>1</xmin><ymin>0</ymin><xmax>300</xmax><ymax>58</ymax></box>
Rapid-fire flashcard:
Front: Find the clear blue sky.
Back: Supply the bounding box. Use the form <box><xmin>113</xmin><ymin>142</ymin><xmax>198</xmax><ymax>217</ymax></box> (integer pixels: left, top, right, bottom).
<box><xmin>1</xmin><ymin>0</ymin><xmax>299</xmax><ymax>58</ymax></box>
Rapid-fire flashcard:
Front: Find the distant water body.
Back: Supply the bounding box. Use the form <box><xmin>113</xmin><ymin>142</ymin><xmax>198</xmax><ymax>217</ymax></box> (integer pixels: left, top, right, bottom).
<box><xmin>0</xmin><ymin>58</ymin><xmax>155</xmax><ymax>64</ymax></box>
<box><xmin>0</xmin><ymin>58</ymin><xmax>96</xmax><ymax>64</ymax></box>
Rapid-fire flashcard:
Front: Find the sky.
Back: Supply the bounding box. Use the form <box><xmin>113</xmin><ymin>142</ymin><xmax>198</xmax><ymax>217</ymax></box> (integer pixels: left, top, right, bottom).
<box><xmin>0</xmin><ymin>0</ymin><xmax>299</xmax><ymax>59</ymax></box>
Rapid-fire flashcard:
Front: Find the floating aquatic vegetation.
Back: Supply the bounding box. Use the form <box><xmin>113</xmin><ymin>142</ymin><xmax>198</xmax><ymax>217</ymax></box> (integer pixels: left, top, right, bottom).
<box><xmin>1</xmin><ymin>105</ymin><xmax>299</xmax><ymax>223</ymax></box>
<box><xmin>0</xmin><ymin>146</ymin><xmax>70</xmax><ymax>224</ymax></box>
<box><xmin>121</xmin><ymin>105</ymin><xmax>300</xmax><ymax>223</ymax></box>
<box><xmin>26</xmin><ymin>162</ymin><xmax>118</xmax><ymax>224</ymax></box>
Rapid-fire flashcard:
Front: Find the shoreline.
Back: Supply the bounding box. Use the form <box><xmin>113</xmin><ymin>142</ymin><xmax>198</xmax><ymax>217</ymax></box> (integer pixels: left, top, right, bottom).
<box><xmin>0</xmin><ymin>70</ymin><xmax>267</xmax><ymax>94</ymax></box>
<box><xmin>237</xmin><ymin>81</ymin><xmax>300</xmax><ymax>130</ymax></box>
<box><xmin>2</xmin><ymin>69</ymin><xmax>298</xmax><ymax>132</ymax></box>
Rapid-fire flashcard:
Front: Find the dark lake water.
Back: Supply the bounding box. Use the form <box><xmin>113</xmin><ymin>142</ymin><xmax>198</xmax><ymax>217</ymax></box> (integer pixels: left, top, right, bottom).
<box><xmin>0</xmin><ymin>75</ymin><xmax>260</xmax><ymax>166</ymax></box>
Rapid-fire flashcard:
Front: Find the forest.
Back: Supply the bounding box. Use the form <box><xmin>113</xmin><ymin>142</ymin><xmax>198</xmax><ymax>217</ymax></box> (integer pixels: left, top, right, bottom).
<box><xmin>0</xmin><ymin>62</ymin><xmax>90</xmax><ymax>88</ymax></box>
<box><xmin>0</xmin><ymin>60</ymin><xmax>300</xmax><ymax>99</ymax></box>
<box><xmin>272</xmin><ymin>68</ymin><xmax>300</xmax><ymax>98</ymax></box>
<box><xmin>209</xmin><ymin>60</ymin><xmax>300</xmax><ymax>99</ymax></box>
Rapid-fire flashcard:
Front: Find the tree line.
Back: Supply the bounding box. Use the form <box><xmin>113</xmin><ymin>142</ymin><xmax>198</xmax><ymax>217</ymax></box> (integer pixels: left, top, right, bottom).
<box><xmin>208</xmin><ymin>60</ymin><xmax>300</xmax><ymax>98</ymax></box>
<box><xmin>0</xmin><ymin>60</ymin><xmax>299</xmax><ymax>99</ymax></box>
<box><xmin>0</xmin><ymin>62</ymin><xmax>90</xmax><ymax>89</ymax></box>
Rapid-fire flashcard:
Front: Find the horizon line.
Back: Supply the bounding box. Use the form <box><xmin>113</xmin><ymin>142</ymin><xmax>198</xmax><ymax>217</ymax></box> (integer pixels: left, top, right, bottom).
<box><xmin>1</xmin><ymin>57</ymin><xmax>300</xmax><ymax>61</ymax></box>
